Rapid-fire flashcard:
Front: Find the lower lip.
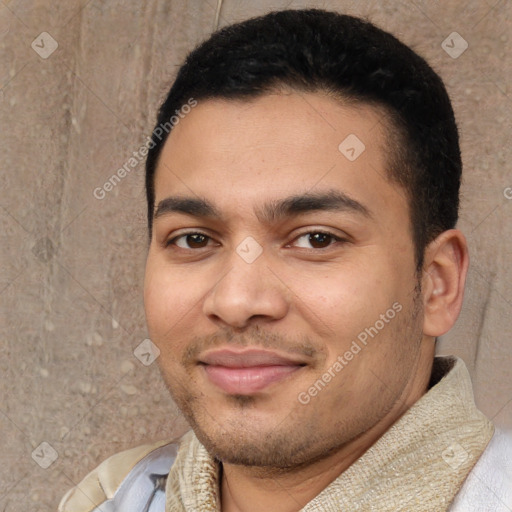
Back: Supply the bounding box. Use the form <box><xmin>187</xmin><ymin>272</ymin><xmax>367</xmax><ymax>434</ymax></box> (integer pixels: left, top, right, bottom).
<box><xmin>202</xmin><ymin>364</ymin><xmax>303</xmax><ymax>394</ymax></box>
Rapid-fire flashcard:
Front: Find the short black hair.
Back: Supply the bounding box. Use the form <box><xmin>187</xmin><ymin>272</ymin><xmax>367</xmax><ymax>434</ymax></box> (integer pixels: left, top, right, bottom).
<box><xmin>145</xmin><ymin>8</ymin><xmax>461</xmax><ymax>271</ymax></box>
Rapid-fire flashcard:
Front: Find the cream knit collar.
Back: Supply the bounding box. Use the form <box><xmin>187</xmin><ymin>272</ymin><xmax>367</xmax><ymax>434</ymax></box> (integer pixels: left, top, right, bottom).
<box><xmin>165</xmin><ymin>355</ymin><xmax>494</xmax><ymax>511</ymax></box>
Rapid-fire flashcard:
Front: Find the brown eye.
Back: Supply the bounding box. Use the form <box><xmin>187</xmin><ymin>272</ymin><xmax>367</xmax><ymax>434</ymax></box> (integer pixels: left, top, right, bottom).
<box><xmin>167</xmin><ymin>232</ymin><xmax>211</xmax><ymax>249</ymax></box>
<box><xmin>293</xmin><ymin>231</ymin><xmax>341</xmax><ymax>249</ymax></box>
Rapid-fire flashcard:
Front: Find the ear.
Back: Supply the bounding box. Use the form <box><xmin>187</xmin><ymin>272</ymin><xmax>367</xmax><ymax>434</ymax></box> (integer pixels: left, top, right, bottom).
<box><xmin>421</xmin><ymin>229</ymin><xmax>469</xmax><ymax>337</ymax></box>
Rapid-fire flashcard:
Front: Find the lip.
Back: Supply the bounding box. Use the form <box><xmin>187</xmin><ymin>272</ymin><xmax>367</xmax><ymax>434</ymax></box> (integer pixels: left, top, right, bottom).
<box><xmin>199</xmin><ymin>348</ymin><xmax>307</xmax><ymax>394</ymax></box>
<box><xmin>199</xmin><ymin>348</ymin><xmax>307</xmax><ymax>367</ymax></box>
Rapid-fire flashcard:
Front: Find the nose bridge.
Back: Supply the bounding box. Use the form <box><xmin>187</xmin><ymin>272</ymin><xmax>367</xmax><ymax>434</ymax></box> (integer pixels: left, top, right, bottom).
<box><xmin>202</xmin><ymin>239</ymin><xmax>289</xmax><ymax>327</ymax></box>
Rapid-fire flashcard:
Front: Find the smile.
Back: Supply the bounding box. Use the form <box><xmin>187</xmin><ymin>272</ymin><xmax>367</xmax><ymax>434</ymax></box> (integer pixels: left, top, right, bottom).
<box><xmin>198</xmin><ymin>348</ymin><xmax>307</xmax><ymax>394</ymax></box>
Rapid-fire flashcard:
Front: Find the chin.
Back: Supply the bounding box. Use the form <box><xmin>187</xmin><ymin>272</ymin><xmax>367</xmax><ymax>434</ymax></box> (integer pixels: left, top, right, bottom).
<box><xmin>193</xmin><ymin>426</ymin><xmax>312</xmax><ymax>468</ymax></box>
<box><xmin>181</xmin><ymin>403</ymin><xmax>325</xmax><ymax>469</ymax></box>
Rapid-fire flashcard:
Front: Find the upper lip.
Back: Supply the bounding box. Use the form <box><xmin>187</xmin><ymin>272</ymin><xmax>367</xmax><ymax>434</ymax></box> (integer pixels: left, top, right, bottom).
<box><xmin>198</xmin><ymin>348</ymin><xmax>307</xmax><ymax>368</ymax></box>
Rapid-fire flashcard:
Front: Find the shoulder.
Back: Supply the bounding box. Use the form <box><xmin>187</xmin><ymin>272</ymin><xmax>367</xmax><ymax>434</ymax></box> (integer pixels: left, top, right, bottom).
<box><xmin>58</xmin><ymin>438</ymin><xmax>179</xmax><ymax>512</ymax></box>
<box><xmin>449</xmin><ymin>426</ymin><xmax>512</xmax><ymax>511</ymax></box>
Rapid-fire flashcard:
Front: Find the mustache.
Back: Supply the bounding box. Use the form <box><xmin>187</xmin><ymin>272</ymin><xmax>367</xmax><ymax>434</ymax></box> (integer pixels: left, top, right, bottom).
<box><xmin>181</xmin><ymin>325</ymin><xmax>325</xmax><ymax>368</ymax></box>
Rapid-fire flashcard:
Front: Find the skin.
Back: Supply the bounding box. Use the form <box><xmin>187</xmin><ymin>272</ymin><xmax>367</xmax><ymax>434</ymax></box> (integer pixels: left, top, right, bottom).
<box><xmin>143</xmin><ymin>90</ymin><xmax>469</xmax><ymax>512</ymax></box>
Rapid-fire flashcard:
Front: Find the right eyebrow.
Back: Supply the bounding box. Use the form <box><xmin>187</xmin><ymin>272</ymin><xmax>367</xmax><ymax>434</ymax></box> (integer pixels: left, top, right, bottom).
<box><xmin>154</xmin><ymin>196</ymin><xmax>222</xmax><ymax>221</ymax></box>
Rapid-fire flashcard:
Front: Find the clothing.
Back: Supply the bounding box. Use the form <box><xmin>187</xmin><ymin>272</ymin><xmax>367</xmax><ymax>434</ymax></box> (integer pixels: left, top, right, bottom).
<box><xmin>59</xmin><ymin>355</ymin><xmax>512</xmax><ymax>511</ymax></box>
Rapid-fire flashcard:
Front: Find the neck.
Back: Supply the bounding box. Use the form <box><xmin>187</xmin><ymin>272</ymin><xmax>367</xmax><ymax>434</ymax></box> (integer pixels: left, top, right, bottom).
<box><xmin>220</xmin><ymin>342</ymin><xmax>435</xmax><ymax>512</ymax></box>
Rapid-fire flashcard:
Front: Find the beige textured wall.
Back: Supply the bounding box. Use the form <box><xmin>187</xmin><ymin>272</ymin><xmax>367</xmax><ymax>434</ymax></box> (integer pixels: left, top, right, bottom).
<box><xmin>0</xmin><ymin>0</ymin><xmax>510</xmax><ymax>509</ymax></box>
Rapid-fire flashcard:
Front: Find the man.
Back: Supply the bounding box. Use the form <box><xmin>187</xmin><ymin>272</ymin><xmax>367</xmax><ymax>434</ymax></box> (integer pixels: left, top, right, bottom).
<box><xmin>59</xmin><ymin>8</ymin><xmax>512</xmax><ymax>512</ymax></box>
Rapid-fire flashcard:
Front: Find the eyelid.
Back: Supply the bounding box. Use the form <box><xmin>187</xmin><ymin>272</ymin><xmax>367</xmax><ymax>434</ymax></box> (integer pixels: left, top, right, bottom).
<box><xmin>287</xmin><ymin>229</ymin><xmax>347</xmax><ymax>249</ymax></box>
<box><xmin>165</xmin><ymin>230</ymin><xmax>217</xmax><ymax>248</ymax></box>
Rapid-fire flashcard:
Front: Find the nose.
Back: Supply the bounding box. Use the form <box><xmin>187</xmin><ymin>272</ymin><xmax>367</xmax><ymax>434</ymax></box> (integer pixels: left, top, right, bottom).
<box><xmin>202</xmin><ymin>245</ymin><xmax>290</xmax><ymax>329</ymax></box>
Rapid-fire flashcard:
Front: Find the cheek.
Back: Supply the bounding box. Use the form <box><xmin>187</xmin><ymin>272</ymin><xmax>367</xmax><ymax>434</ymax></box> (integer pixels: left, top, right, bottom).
<box><xmin>296</xmin><ymin>264</ymin><xmax>392</xmax><ymax>325</ymax></box>
<box><xmin>144</xmin><ymin>263</ymin><xmax>164</xmax><ymax>327</ymax></box>
<box><xmin>144</xmin><ymin>275</ymin><xmax>187</xmax><ymax>368</ymax></box>
<box><xmin>290</xmin><ymin>261</ymin><xmax>406</xmax><ymax>370</ymax></box>
<box><xmin>144</xmin><ymin>261</ymin><xmax>184</xmax><ymax>336</ymax></box>
<box><xmin>144</xmin><ymin>258</ymin><xmax>210</xmax><ymax>346</ymax></box>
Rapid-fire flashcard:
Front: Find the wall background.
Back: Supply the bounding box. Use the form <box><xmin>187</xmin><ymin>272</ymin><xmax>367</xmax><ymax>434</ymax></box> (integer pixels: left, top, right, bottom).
<box><xmin>0</xmin><ymin>0</ymin><xmax>510</xmax><ymax>509</ymax></box>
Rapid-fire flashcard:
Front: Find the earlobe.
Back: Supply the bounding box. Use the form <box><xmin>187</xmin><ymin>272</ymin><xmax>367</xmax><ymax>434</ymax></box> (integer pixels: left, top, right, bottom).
<box><xmin>422</xmin><ymin>229</ymin><xmax>469</xmax><ymax>337</ymax></box>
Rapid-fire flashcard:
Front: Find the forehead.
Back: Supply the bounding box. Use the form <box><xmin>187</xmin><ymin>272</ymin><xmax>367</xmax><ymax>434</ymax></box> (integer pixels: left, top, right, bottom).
<box><xmin>153</xmin><ymin>91</ymin><xmax>408</xmax><ymax>226</ymax></box>
<box><xmin>159</xmin><ymin>91</ymin><xmax>389</xmax><ymax>163</ymax></box>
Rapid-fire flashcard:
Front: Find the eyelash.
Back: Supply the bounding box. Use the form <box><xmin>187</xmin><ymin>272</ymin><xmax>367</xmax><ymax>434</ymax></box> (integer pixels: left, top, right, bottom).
<box><xmin>165</xmin><ymin>230</ymin><xmax>346</xmax><ymax>251</ymax></box>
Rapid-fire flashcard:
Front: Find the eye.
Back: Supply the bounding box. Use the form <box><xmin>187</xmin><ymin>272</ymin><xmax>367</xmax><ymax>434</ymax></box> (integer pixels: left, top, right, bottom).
<box><xmin>292</xmin><ymin>231</ymin><xmax>344</xmax><ymax>249</ymax></box>
<box><xmin>166</xmin><ymin>232</ymin><xmax>214</xmax><ymax>249</ymax></box>
<box><xmin>165</xmin><ymin>230</ymin><xmax>345</xmax><ymax>251</ymax></box>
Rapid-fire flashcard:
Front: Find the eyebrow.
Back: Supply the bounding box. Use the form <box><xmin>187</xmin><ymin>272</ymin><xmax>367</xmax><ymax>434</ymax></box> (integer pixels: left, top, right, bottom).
<box><xmin>153</xmin><ymin>189</ymin><xmax>373</xmax><ymax>224</ymax></box>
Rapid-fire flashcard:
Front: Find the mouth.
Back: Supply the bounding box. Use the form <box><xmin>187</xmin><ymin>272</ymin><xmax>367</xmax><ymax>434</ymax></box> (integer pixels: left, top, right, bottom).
<box><xmin>198</xmin><ymin>348</ymin><xmax>307</xmax><ymax>394</ymax></box>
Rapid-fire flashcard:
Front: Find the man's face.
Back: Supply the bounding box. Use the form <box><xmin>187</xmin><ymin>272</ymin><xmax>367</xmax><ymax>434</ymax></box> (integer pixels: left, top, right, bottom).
<box><xmin>144</xmin><ymin>91</ymin><xmax>426</xmax><ymax>468</ymax></box>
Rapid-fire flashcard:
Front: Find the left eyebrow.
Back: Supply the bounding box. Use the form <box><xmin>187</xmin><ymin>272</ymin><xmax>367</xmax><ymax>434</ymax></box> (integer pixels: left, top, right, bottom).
<box><xmin>153</xmin><ymin>189</ymin><xmax>373</xmax><ymax>224</ymax></box>
<box><xmin>255</xmin><ymin>189</ymin><xmax>373</xmax><ymax>223</ymax></box>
